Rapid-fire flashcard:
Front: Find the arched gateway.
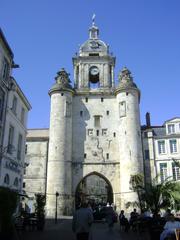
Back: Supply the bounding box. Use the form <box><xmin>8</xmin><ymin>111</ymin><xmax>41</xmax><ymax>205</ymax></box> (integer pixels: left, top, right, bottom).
<box><xmin>75</xmin><ymin>172</ymin><xmax>113</xmax><ymax>208</ymax></box>
<box><xmin>43</xmin><ymin>19</ymin><xmax>144</xmax><ymax>217</ymax></box>
<box><xmin>75</xmin><ymin>172</ymin><xmax>113</xmax><ymax>206</ymax></box>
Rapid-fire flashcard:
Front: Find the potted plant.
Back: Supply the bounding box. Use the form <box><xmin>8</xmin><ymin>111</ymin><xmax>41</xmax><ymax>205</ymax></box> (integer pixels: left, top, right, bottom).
<box><xmin>35</xmin><ymin>193</ymin><xmax>46</xmax><ymax>231</ymax></box>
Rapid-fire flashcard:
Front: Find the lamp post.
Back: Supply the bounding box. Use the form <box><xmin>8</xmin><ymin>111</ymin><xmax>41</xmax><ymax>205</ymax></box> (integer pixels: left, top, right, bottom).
<box><xmin>55</xmin><ymin>191</ymin><xmax>59</xmax><ymax>224</ymax></box>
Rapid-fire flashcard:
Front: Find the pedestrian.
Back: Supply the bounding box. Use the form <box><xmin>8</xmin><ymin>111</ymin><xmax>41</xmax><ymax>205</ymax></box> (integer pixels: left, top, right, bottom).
<box><xmin>87</xmin><ymin>202</ymin><xmax>93</xmax><ymax>213</ymax></box>
<box><xmin>163</xmin><ymin>208</ymin><xmax>171</xmax><ymax>221</ymax></box>
<box><xmin>72</xmin><ymin>202</ymin><xmax>94</xmax><ymax>240</ymax></box>
<box><xmin>105</xmin><ymin>206</ymin><xmax>115</xmax><ymax>230</ymax></box>
<box><xmin>129</xmin><ymin>208</ymin><xmax>139</xmax><ymax>231</ymax></box>
<box><xmin>160</xmin><ymin>213</ymin><xmax>180</xmax><ymax>240</ymax></box>
<box><xmin>119</xmin><ymin>210</ymin><xmax>130</xmax><ymax>232</ymax></box>
<box><xmin>142</xmin><ymin>208</ymin><xmax>152</xmax><ymax>219</ymax></box>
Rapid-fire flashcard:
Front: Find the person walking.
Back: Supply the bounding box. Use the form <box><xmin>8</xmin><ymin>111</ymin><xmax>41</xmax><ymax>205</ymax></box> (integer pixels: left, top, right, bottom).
<box><xmin>72</xmin><ymin>202</ymin><xmax>94</xmax><ymax>240</ymax></box>
<box><xmin>160</xmin><ymin>214</ymin><xmax>180</xmax><ymax>240</ymax></box>
<box><xmin>105</xmin><ymin>205</ymin><xmax>116</xmax><ymax>230</ymax></box>
<box><xmin>129</xmin><ymin>208</ymin><xmax>139</xmax><ymax>231</ymax></box>
<box><xmin>119</xmin><ymin>210</ymin><xmax>130</xmax><ymax>232</ymax></box>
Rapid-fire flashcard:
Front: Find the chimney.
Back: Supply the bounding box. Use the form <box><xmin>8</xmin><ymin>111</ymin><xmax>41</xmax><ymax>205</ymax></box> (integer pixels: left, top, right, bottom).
<box><xmin>146</xmin><ymin>112</ymin><xmax>151</xmax><ymax>127</ymax></box>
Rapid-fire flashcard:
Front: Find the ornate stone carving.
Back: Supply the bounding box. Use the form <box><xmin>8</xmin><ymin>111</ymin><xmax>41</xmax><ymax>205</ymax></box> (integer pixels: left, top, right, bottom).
<box><xmin>55</xmin><ymin>68</ymin><xmax>72</xmax><ymax>89</ymax></box>
<box><xmin>117</xmin><ymin>67</ymin><xmax>138</xmax><ymax>90</ymax></box>
<box><xmin>89</xmin><ymin>40</ymin><xmax>101</xmax><ymax>49</ymax></box>
<box><xmin>118</xmin><ymin>67</ymin><xmax>133</xmax><ymax>82</ymax></box>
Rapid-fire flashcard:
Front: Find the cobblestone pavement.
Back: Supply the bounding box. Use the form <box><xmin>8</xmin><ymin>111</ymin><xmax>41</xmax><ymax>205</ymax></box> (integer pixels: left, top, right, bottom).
<box><xmin>18</xmin><ymin>217</ymin><xmax>150</xmax><ymax>240</ymax></box>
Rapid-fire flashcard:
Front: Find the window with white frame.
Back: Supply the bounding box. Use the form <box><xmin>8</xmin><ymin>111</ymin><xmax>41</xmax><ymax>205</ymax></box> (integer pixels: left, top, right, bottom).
<box><xmin>17</xmin><ymin>134</ymin><xmax>22</xmax><ymax>160</ymax></box>
<box><xmin>20</xmin><ymin>107</ymin><xmax>25</xmax><ymax>124</ymax></box>
<box><xmin>12</xmin><ymin>96</ymin><xmax>17</xmax><ymax>115</ymax></box>
<box><xmin>169</xmin><ymin>139</ymin><xmax>177</xmax><ymax>153</ymax></box>
<box><xmin>168</xmin><ymin>124</ymin><xmax>175</xmax><ymax>134</ymax></box>
<box><xmin>0</xmin><ymin>88</ymin><xmax>5</xmax><ymax>121</ymax></box>
<box><xmin>172</xmin><ymin>163</ymin><xmax>180</xmax><ymax>181</ymax></box>
<box><xmin>7</xmin><ymin>125</ymin><xmax>14</xmax><ymax>154</ymax></box>
<box><xmin>160</xmin><ymin>163</ymin><xmax>168</xmax><ymax>182</ymax></box>
<box><xmin>2</xmin><ymin>58</ymin><xmax>9</xmax><ymax>82</ymax></box>
<box><xmin>158</xmin><ymin>140</ymin><xmax>166</xmax><ymax>154</ymax></box>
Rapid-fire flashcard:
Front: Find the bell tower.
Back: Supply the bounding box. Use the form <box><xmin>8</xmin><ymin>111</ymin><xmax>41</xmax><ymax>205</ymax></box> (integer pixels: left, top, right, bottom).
<box><xmin>73</xmin><ymin>17</ymin><xmax>115</xmax><ymax>90</ymax></box>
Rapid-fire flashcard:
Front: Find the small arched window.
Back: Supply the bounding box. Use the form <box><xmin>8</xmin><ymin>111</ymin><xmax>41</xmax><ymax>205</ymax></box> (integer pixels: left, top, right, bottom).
<box><xmin>4</xmin><ymin>174</ymin><xmax>10</xmax><ymax>185</ymax></box>
<box><xmin>14</xmin><ymin>177</ymin><xmax>19</xmax><ymax>187</ymax></box>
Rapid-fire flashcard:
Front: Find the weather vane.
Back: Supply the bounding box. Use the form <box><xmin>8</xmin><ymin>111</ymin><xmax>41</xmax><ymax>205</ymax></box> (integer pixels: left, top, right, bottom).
<box><xmin>92</xmin><ymin>14</ymin><xmax>96</xmax><ymax>26</ymax></box>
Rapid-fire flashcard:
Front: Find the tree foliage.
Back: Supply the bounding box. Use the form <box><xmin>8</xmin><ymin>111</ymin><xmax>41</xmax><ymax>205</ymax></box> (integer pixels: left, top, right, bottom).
<box><xmin>127</xmin><ymin>174</ymin><xmax>180</xmax><ymax>214</ymax></box>
<box><xmin>35</xmin><ymin>193</ymin><xmax>46</xmax><ymax>216</ymax></box>
<box><xmin>35</xmin><ymin>193</ymin><xmax>46</xmax><ymax>230</ymax></box>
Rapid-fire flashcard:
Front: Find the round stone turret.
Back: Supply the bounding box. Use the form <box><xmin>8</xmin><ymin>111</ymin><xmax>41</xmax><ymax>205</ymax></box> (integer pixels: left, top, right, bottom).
<box><xmin>115</xmin><ymin>67</ymin><xmax>143</xmax><ymax>211</ymax></box>
<box><xmin>46</xmin><ymin>68</ymin><xmax>74</xmax><ymax>217</ymax></box>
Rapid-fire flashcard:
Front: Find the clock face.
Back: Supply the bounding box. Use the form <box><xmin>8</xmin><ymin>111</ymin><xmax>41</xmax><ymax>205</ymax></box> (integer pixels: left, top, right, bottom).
<box><xmin>90</xmin><ymin>66</ymin><xmax>99</xmax><ymax>76</ymax></box>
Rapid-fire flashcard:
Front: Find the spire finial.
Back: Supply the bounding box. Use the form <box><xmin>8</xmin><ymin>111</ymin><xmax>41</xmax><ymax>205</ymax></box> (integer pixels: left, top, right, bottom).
<box><xmin>92</xmin><ymin>14</ymin><xmax>96</xmax><ymax>26</ymax></box>
<box><xmin>89</xmin><ymin>14</ymin><xmax>99</xmax><ymax>39</ymax></box>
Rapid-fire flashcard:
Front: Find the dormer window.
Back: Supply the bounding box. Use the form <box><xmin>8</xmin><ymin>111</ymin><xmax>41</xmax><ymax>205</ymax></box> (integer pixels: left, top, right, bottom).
<box><xmin>168</xmin><ymin>124</ymin><xmax>175</xmax><ymax>134</ymax></box>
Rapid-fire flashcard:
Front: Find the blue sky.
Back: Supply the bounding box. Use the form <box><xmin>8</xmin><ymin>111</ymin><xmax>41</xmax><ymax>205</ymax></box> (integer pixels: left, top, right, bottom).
<box><xmin>1</xmin><ymin>0</ymin><xmax>180</xmax><ymax>128</ymax></box>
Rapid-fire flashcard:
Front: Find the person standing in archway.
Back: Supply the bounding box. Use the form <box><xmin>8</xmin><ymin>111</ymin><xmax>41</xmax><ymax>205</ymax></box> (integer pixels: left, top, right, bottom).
<box><xmin>72</xmin><ymin>202</ymin><xmax>94</xmax><ymax>240</ymax></box>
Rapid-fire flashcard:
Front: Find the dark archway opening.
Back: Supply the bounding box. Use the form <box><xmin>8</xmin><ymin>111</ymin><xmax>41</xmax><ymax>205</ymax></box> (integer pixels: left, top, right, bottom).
<box><xmin>89</xmin><ymin>66</ymin><xmax>100</xmax><ymax>89</ymax></box>
<box><xmin>75</xmin><ymin>172</ymin><xmax>113</xmax><ymax>209</ymax></box>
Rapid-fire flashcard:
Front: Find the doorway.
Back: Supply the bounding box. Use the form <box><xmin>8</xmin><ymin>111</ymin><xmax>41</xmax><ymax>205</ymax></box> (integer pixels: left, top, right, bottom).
<box><xmin>75</xmin><ymin>172</ymin><xmax>113</xmax><ymax>208</ymax></box>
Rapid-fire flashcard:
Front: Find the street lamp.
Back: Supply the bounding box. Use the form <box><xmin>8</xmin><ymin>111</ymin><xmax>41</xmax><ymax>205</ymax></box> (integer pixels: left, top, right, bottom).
<box><xmin>55</xmin><ymin>191</ymin><xmax>59</xmax><ymax>224</ymax></box>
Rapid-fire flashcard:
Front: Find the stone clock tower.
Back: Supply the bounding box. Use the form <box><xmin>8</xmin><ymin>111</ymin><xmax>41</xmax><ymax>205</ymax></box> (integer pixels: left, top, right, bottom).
<box><xmin>46</xmin><ymin>18</ymin><xmax>144</xmax><ymax>217</ymax></box>
<box><xmin>73</xmin><ymin>21</ymin><xmax>115</xmax><ymax>90</ymax></box>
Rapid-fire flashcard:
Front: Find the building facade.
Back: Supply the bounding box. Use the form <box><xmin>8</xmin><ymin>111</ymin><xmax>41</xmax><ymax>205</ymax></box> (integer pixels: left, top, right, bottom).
<box><xmin>0</xmin><ymin>28</ymin><xmax>14</xmax><ymax>147</ymax></box>
<box><xmin>0</xmin><ymin>28</ymin><xmax>31</xmax><ymax>194</ymax></box>
<box><xmin>142</xmin><ymin>116</ymin><xmax>180</xmax><ymax>185</ymax></box>
<box><xmin>24</xmin><ymin>21</ymin><xmax>144</xmax><ymax>217</ymax></box>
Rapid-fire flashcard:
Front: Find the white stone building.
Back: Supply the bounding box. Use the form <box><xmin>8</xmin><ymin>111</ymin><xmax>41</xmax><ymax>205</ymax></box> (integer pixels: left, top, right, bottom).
<box><xmin>142</xmin><ymin>116</ymin><xmax>180</xmax><ymax>184</ymax></box>
<box><xmin>0</xmin><ymin>77</ymin><xmax>31</xmax><ymax>192</ymax></box>
<box><xmin>0</xmin><ymin>28</ymin><xmax>31</xmax><ymax>194</ymax></box>
<box><xmin>0</xmin><ymin>28</ymin><xmax>14</xmax><ymax>147</ymax></box>
<box><xmin>24</xmin><ymin>21</ymin><xmax>144</xmax><ymax>217</ymax></box>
